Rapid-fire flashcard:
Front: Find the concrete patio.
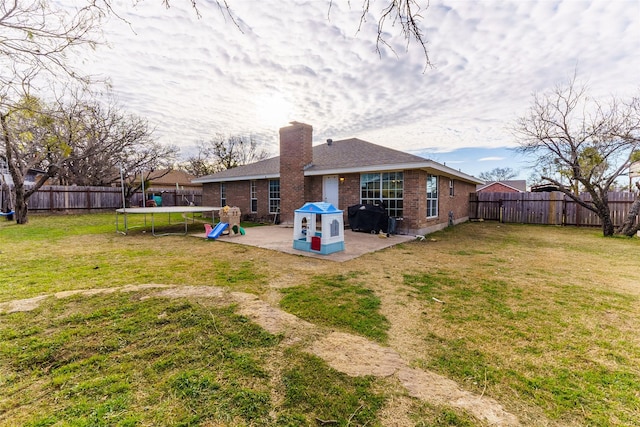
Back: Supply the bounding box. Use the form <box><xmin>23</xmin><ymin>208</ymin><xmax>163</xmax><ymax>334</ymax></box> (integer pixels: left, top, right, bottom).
<box><xmin>199</xmin><ymin>225</ymin><xmax>416</xmax><ymax>262</ymax></box>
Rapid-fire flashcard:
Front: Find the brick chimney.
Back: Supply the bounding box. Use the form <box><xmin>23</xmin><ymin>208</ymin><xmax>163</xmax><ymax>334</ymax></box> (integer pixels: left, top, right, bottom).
<box><xmin>279</xmin><ymin>122</ymin><xmax>313</xmax><ymax>225</ymax></box>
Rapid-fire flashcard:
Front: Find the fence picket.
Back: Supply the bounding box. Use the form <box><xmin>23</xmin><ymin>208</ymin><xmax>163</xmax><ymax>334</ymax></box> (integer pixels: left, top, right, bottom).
<box><xmin>4</xmin><ymin>185</ymin><xmax>202</xmax><ymax>213</ymax></box>
<box><xmin>470</xmin><ymin>191</ymin><xmax>638</xmax><ymax>228</ymax></box>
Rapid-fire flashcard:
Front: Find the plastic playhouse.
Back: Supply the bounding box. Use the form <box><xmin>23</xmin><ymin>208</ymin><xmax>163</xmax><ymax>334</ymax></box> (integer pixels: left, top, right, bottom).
<box><xmin>205</xmin><ymin>206</ymin><xmax>245</xmax><ymax>239</ymax></box>
<box><xmin>293</xmin><ymin>202</ymin><xmax>345</xmax><ymax>255</ymax></box>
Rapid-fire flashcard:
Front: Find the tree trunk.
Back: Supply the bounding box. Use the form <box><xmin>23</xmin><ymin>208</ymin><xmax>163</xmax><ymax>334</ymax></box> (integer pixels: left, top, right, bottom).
<box><xmin>601</xmin><ymin>214</ymin><xmax>614</xmax><ymax>236</ymax></box>
<box><xmin>591</xmin><ymin>198</ymin><xmax>614</xmax><ymax>236</ymax></box>
<box><xmin>616</xmin><ymin>186</ymin><xmax>640</xmax><ymax>236</ymax></box>
<box><xmin>561</xmin><ymin>185</ymin><xmax>615</xmax><ymax>237</ymax></box>
<box><xmin>13</xmin><ymin>182</ymin><xmax>29</xmax><ymax>224</ymax></box>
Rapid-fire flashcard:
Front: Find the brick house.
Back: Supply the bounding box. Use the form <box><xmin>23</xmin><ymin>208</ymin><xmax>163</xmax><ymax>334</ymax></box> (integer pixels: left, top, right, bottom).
<box><xmin>193</xmin><ymin>122</ymin><xmax>482</xmax><ymax>235</ymax></box>
<box><xmin>476</xmin><ymin>180</ymin><xmax>527</xmax><ymax>193</ymax></box>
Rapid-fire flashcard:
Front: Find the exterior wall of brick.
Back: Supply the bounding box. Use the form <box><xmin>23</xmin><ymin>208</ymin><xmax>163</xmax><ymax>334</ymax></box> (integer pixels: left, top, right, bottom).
<box><xmin>303</xmin><ymin>174</ymin><xmax>361</xmax><ymax>225</ymax></box>
<box><xmin>439</xmin><ymin>177</ymin><xmax>475</xmax><ymax>224</ymax></box>
<box><xmin>202</xmin><ymin>122</ymin><xmax>477</xmax><ymax>234</ymax></box>
<box><xmin>224</xmin><ymin>181</ymin><xmax>250</xmax><ymax>212</ymax></box>
<box><xmin>202</xmin><ymin>182</ymin><xmax>219</xmax><ymax>208</ymax></box>
<box><xmin>279</xmin><ymin>122</ymin><xmax>313</xmax><ymax>224</ymax></box>
<box><xmin>254</xmin><ymin>180</ymin><xmax>271</xmax><ymax>219</ymax></box>
<box><xmin>399</xmin><ymin>169</ymin><xmax>425</xmax><ymax>233</ymax></box>
<box><xmin>410</xmin><ymin>175</ymin><xmax>474</xmax><ymax>235</ymax></box>
<box><xmin>306</xmin><ymin>176</ymin><xmax>322</xmax><ymax>202</ymax></box>
<box><xmin>340</xmin><ymin>174</ymin><xmax>362</xmax><ymax>210</ymax></box>
<box><xmin>203</xmin><ymin>180</ymin><xmax>274</xmax><ymax>221</ymax></box>
<box><xmin>478</xmin><ymin>182</ymin><xmax>521</xmax><ymax>193</ymax></box>
<box><xmin>206</xmin><ymin>171</ymin><xmax>474</xmax><ymax>234</ymax></box>
<box><xmin>370</xmin><ymin>172</ymin><xmax>475</xmax><ymax>235</ymax></box>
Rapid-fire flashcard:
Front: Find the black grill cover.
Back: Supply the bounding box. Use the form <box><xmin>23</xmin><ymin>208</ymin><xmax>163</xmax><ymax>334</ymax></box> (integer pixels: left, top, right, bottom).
<box><xmin>347</xmin><ymin>203</ymin><xmax>389</xmax><ymax>233</ymax></box>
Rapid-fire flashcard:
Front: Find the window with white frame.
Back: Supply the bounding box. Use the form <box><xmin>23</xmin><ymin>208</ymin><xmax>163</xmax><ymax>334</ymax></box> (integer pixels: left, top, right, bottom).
<box><xmin>269</xmin><ymin>179</ymin><xmax>280</xmax><ymax>214</ymax></box>
<box><xmin>360</xmin><ymin>172</ymin><xmax>403</xmax><ymax>217</ymax></box>
<box><xmin>449</xmin><ymin>179</ymin><xmax>454</xmax><ymax>197</ymax></box>
<box><xmin>250</xmin><ymin>180</ymin><xmax>257</xmax><ymax>213</ymax></box>
<box><xmin>426</xmin><ymin>174</ymin><xmax>438</xmax><ymax>217</ymax></box>
<box><xmin>220</xmin><ymin>182</ymin><xmax>226</xmax><ymax>207</ymax></box>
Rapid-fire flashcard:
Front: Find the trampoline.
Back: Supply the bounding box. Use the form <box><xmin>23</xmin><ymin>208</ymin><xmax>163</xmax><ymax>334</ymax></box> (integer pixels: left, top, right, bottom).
<box><xmin>115</xmin><ymin>206</ymin><xmax>220</xmax><ymax>236</ymax></box>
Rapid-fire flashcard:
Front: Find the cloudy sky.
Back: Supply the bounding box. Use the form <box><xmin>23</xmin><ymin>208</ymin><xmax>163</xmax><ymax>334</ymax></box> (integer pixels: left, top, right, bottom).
<box><xmin>74</xmin><ymin>0</ymin><xmax>640</xmax><ymax>180</ymax></box>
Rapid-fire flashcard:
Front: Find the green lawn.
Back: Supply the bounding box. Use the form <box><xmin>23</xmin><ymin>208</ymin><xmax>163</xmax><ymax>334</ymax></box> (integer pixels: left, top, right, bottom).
<box><xmin>1</xmin><ymin>214</ymin><xmax>639</xmax><ymax>426</ymax></box>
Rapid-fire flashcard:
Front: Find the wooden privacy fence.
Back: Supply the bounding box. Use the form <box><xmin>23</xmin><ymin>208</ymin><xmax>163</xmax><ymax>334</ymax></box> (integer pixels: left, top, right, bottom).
<box><xmin>469</xmin><ymin>191</ymin><xmax>639</xmax><ymax>227</ymax></box>
<box><xmin>1</xmin><ymin>185</ymin><xmax>202</xmax><ymax>214</ymax></box>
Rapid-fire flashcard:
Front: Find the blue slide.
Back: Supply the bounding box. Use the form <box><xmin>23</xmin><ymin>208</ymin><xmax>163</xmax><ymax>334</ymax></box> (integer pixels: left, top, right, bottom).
<box><xmin>207</xmin><ymin>222</ymin><xmax>229</xmax><ymax>239</ymax></box>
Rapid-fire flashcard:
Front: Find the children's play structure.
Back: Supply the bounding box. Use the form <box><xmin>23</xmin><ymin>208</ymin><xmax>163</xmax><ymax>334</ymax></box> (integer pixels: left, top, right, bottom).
<box><xmin>205</xmin><ymin>206</ymin><xmax>245</xmax><ymax>239</ymax></box>
<box><xmin>292</xmin><ymin>202</ymin><xmax>345</xmax><ymax>255</ymax></box>
<box><xmin>204</xmin><ymin>222</ymin><xmax>228</xmax><ymax>239</ymax></box>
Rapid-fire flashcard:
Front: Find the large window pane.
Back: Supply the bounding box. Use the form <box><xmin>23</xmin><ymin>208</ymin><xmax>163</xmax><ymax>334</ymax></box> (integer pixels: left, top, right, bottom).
<box><xmin>250</xmin><ymin>180</ymin><xmax>257</xmax><ymax>213</ymax></box>
<box><xmin>269</xmin><ymin>179</ymin><xmax>280</xmax><ymax>214</ymax></box>
<box><xmin>360</xmin><ymin>172</ymin><xmax>403</xmax><ymax>217</ymax></box>
<box><xmin>426</xmin><ymin>174</ymin><xmax>438</xmax><ymax>217</ymax></box>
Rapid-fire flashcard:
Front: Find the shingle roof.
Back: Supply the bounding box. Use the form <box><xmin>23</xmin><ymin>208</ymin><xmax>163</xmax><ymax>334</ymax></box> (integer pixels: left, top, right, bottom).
<box><xmin>476</xmin><ymin>180</ymin><xmax>527</xmax><ymax>192</ymax></box>
<box><xmin>147</xmin><ymin>169</ymin><xmax>199</xmax><ymax>186</ymax></box>
<box><xmin>193</xmin><ymin>138</ymin><xmax>481</xmax><ymax>184</ymax></box>
<box><xmin>307</xmin><ymin>138</ymin><xmax>427</xmax><ymax>171</ymax></box>
<box><xmin>192</xmin><ymin>156</ymin><xmax>281</xmax><ymax>181</ymax></box>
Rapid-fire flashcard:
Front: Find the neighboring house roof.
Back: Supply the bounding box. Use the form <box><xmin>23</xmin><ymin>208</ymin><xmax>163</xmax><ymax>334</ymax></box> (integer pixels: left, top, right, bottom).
<box><xmin>530</xmin><ymin>183</ymin><xmax>560</xmax><ymax>192</ymax></box>
<box><xmin>141</xmin><ymin>169</ymin><xmax>201</xmax><ymax>188</ymax></box>
<box><xmin>476</xmin><ymin>180</ymin><xmax>527</xmax><ymax>193</ymax></box>
<box><xmin>1</xmin><ymin>156</ymin><xmax>46</xmax><ymax>186</ymax></box>
<box><xmin>193</xmin><ymin>138</ymin><xmax>482</xmax><ymax>184</ymax></box>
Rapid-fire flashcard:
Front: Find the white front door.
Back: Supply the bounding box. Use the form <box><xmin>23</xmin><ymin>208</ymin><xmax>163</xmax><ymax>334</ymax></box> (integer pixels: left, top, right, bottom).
<box><xmin>323</xmin><ymin>175</ymin><xmax>339</xmax><ymax>207</ymax></box>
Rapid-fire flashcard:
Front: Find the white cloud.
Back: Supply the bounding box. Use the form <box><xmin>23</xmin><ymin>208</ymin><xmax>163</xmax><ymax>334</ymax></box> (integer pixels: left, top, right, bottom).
<box><xmin>67</xmin><ymin>0</ymin><xmax>640</xmax><ymax>167</ymax></box>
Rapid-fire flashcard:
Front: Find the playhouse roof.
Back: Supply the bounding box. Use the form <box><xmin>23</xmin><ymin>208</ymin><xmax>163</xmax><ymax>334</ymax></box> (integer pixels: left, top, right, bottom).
<box><xmin>295</xmin><ymin>202</ymin><xmax>342</xmax><ymax>214</ymax></box>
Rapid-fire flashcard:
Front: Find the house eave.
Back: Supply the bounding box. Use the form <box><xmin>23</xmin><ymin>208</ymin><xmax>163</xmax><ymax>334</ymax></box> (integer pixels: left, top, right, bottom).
<box><xmin>476</xmin><ymin>182</ymin><xmax>525</xmax><ymax>193</ymax></box>
<box><xmin>192</xmin><ymin>173</ymin><xmax>280</xmax><ymax>184</ymax></box>
<box><xmin>192</xmin><ymin>162</ymin><xmax>482</xmax><ymax>185</ymax></box>
<box><xmin>306</xmin><ymin>161</ymin><xmax>483</xmax><ymax>184</ymax></box>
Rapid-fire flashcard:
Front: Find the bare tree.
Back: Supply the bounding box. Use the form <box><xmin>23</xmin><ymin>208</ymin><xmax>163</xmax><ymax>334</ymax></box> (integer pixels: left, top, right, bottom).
<box><xmin>478</xmin><ymin>167</ymin><xmax>518</xmax><ymax>183</ymax></box>
<box><xmin>0</xmin><ymin>87</ymin><xmax>178</xmax><ymax>221</ymax></box>
<box><xmin>181</xmin><ymin>142</ymin><xmax>219</xmax><ymax>177</ymax></box>
<box><xmin>49</xmin><ymin>92</ymin><xmax>181</xmax><ymax>203</ymax></box>
<box><xmin>183</xmin><ymin>134</ymin><xmax>269</xmax><ymax>177</ymax></box>
<box><xmin>51</xmin><ymin>97</ymin><xmax>167</xmax><ymax>188</ymax></box>
<box><xmin>0</xmin><ymin>0</ymin><xmax>104</xmax><ymax>88</ymax></box>
<box><xmin>160</xmin><ymin>0</ymin><xmax>432</xmax><ymax>69</ymax></box>
<box><xmin>0</xmin><ymin>0</ymin><xmax>108</xmax><ymax>223</ymax></box>
<box><xmin>118</xmin><ymin>140</ymin><xmax>180</xmax><ymax>207</ymax></box>
<box><xmin>1</xmin><ymin>93</ymin><xmax>62</xmax><ymax>224</ymax></box>
<box><xmin>514</xmin><ymin>76</ymin><xmax>640</xmax><ymax>236</ymax></box>
<box><xmin>353</xmin><ymin>0</ymin><xmax>430</xmax><ymax>68</ymax></box>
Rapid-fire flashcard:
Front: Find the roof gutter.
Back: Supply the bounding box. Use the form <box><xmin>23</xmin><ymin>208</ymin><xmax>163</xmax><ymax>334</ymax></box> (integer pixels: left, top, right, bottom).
<box><xmin>192</xmin><ymin>173</ymin><xmax>280</xmax><ymax>184</ymax></box>
<box><xmin>192</xmin><ymin>162</ymin><xmax>482</xmax><ymax>185</ymax></box>
<box><xmin>305</xmin><ymin>161</ymin><xmax>483</xmax><ymax>184</ymax></box>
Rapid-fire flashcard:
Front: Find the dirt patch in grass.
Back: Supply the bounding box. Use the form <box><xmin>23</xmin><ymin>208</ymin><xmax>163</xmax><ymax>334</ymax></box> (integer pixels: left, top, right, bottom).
<box><xmin>0</xmin><ymin>283</ymin><xmax>521</xmax><ymax>426</ymax></box>
<box><xmin>3</xmin><ymin>220</ymin><xmax>639</xmax><ymax>426</ymax></box>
